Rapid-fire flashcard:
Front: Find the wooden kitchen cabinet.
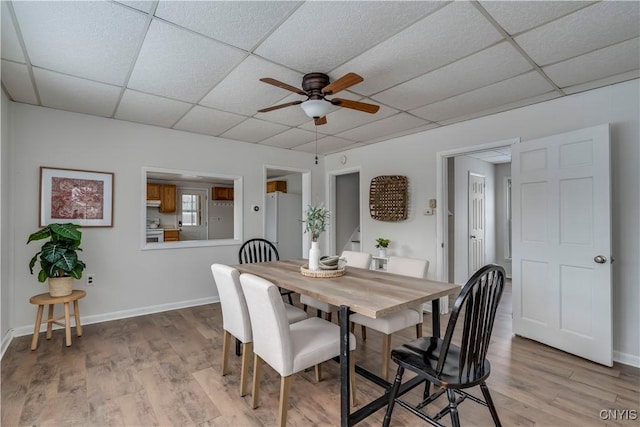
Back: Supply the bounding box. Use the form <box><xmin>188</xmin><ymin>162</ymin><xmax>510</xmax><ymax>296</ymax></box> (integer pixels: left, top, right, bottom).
<box><xmin>164</xmin><ymin>229</ymin><xmax>179</xmax><ymax>242</ymax></box>
<box><xmin>266</xmin><ymin>180</ymin><xmax>287</xmax><ymax>193</ymax></box>
<box><xmin>212</xmin><ymin>187</ymin><xmax>234</xmax><ymax>200</ymax></box>
<box><xmin>146</xmin><ymin>183</ymin><xmax>161</xmax><ymax>200</ymax></box>
<box><xmin>159</xmin><ymin>184</ymin><xmax>176</xmax><ymax>213</ymax></box>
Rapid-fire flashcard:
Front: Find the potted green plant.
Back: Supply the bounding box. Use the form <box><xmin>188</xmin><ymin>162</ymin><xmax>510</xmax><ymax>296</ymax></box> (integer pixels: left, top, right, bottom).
<box><xmin>28</xmin><ymin>223</ymin><xmax>86</xmax><ymax>297</ymax></box>
<box><xmin>375</xmin><ymin>237</ymin><xmax>390</xmax><ymax>257</ymax></box>
<box><xmin>303</xmin><ymin>204</ymin><xmax>330</xmax><ymax>270</ymax></box>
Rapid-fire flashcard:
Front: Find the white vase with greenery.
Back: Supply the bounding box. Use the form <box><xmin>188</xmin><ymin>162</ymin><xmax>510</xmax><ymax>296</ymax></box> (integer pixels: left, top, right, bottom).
<box><xmin>303</xmin><ymin>204</ymin><xmax>330</xmax><ymax>271</ymax></box>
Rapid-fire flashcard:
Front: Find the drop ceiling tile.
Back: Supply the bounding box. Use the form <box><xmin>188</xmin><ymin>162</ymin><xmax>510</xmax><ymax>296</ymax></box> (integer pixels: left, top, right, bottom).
<box><xmin>372</xmin><ymin>42</ymin><xmax>532</xmax><ymax>110</ymax></box>
<box><xmin>128</xmin><ymin>20</ymin><xmax>247</xmax><ymax>103</ymax></box>
<box><xmin>333</xmin><ymin>2</ymin><xmax>504</xmax><ymax>96</ymax></box>
<box><xmin>411</xmin><ymin>71</ymin><xmax>555</xmax><ymax>122</ymax></box>
<box><xmin>155</xmin><ymin>1</ymin><xmax>299</xmax><ymax>51</ymax></box>
<box><xmin>336</xmin><ymin>113</ymin><xmax>431</xmax><ymax>142</ymax></box>
<box><xmin>33</xmin><ymin>68</ymin><xmax>121</xmax><ymax>117</ymax></box>
<box><xmin>1</xmin><ymin>60</ymin><xmax>37</xmax><ymax>104</ymax></box>
<box><xmin>255</xmin><ymin>1</ymin><xmax>443</xmax><ymax>72</ymax></box>
<box><xmin>299</xmin><ymin>101</ymin><xmax>398</xmax><ymax>134</ymax></box>
<box><xmin>259</xmin><ymin>128</ymin><xmax>317</xmax><ymax>149</ymax></box>
<box><xmin>543</xmin><ymin>38</ymin><xmax>640</xmax><ymax>89</ymax></box>
<box><xmin>114</xmin><ymin>1</ymin><xmax>156</xmax><ymax>13</ymax></box>
<box><xmin>363</xmin><ymin>122</ymin><xmax>441</xmax><ymax>145</ymax></box>
<box><xmin>293</xmin><ymin>135</ymin><xmax>363</xmax><ymax>155</ymax></box>
<box><xmin>174</xmin><ymin>106</ymin><xmax>246</xmax><ymax>137</ymax></box>
<box><xmin>200</xmin><ymin>55</ymin><xmax>304</xmax><ymax>116</ymax></box>
<box><xmin>12</xmin><ymin>1</ymin><xmax>148</xmax><ymax>85</ymax></box>
<box><xmin>438</xmin><ymin>92</ymin><xmax>561</xmax><ymax>126</ymax></box>
<box><xmin>115</xmin><ymin>90</ymin><xmax>192</xmax><ymax>128</ymax></box>
<box><xmin>1</xmin><ymin>2</ymin><xmax>25</xmax><ymax>62</ymax></box>
<box><xmin>220</xmin><ymin>118</ymin><xmax>290</xmax><ymax>143</ymax></box>
<box><xmin>515</xmin><ymin>1</ymin><xmax>640</xmax><ymax>66</ymax></box>
<box><xmin>479</xmin><ymin>1</ymin><xmax>594</xmax><ymax>35</ymax></box>
<box><xmin>561</xmin><ymin>70</ymin><xmax>640</xmax><ymax>96</ymax></box>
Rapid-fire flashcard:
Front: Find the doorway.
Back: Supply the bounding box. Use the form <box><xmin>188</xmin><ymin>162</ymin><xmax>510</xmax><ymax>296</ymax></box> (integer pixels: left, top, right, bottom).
<box><xmin>329</xmin><ymin>168</ymin><xmax>361</xmax><ymax>255</ymax></box>
<box><xmin>264</xmin><ymin>165</ymin><xmax>311</xmax><ymax>258</ymax></box>
<box><xmin>436</xmin><ymin>139</ymin><xmax>517</xmax><ymax>284</ymax></box>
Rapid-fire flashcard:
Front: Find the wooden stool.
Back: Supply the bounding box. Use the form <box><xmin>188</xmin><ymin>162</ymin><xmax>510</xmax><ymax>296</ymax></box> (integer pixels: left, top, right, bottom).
<box><xmin>30</xmin><ymin>290</ymin><xmax>86</xmax><ymax>350</ymax></box>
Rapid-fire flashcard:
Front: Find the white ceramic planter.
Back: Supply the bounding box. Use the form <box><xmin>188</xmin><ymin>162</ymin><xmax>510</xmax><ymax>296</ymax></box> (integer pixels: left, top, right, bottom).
<box><xmin>309</xmin><ymin>241</ymin><xmax>321</xmax><ymax>270</ymax></box>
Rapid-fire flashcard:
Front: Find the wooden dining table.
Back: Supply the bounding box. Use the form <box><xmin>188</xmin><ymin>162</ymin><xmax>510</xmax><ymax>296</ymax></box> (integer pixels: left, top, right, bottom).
<box><xmin>233</xmin><ymin>258</ymin><xmax>461</xmax><ymax>427</ymax></box>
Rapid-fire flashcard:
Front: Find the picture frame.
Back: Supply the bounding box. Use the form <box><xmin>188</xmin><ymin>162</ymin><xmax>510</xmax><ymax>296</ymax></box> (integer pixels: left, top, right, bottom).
<box><xmin>40</xmin><ymin>166</ymin><xmax>114</xmax><ymax>227</ymax></box>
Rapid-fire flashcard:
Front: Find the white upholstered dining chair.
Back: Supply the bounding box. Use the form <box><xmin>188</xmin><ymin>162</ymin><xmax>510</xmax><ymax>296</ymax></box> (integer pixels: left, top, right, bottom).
<box><xmin>349</xmin><ymin>255</ymin><xmax>429</xmax><ymax>381</ymax></box>
<box><xmin>210</xmin><ymin>264</ymin><xmax>307</xmax><ymax>396</ymax></box>
<box><xmin>300</xmin><ymin>250</ymin><xmax>372</xmax><ymax>320</ymax></box>
<box><xmin>240</xmin><ymin>273</ymin><xmax>357</xmax><ymax>427</ymax></box>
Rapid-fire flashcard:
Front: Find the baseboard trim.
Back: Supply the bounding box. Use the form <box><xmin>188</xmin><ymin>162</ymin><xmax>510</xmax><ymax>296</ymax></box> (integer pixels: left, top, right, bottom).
<box><xmin>9</xmin><ymin>296</ymin><xmax>220</xmax><ymax>338</ymax></box>
<box><xmin>614</xmin><ymin>350</ymin><xmax>640</xmax><ymax>368</ymax></box>
<box><xmin>1</xmin><ymin>329</ymin><xmax>14</xmax><ymax>359</ymax></box>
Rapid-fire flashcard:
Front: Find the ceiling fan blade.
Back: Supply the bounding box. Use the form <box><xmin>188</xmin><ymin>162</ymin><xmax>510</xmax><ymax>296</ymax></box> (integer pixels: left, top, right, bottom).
<box><xmin>322</xmin><ymin>72</ymin><xmax>364</xmax><ymax>95</ymax></box>
<box><xmin>257</xmin><ymin>100</ymin><xmax>302</xmax><ymax>113</ymax></box>
<box><xmin>259</xmin><ymin>77</ymin><xmax>306</xmax><ymax>95</ymax></box>
<box><xmin>331</xmin><ymin>98</ymin><xmax>380</xmax><ymax>114</ymax></box>
<box><xmin>314</xmin><ymin>116</ymin><xmax>327</xmax><ymax>126</ymax></box>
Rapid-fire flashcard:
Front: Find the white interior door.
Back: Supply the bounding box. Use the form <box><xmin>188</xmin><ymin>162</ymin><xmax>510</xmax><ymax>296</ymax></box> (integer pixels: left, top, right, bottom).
<box><xmin>468</xmin><ymin>173</ymin><xmax>485</xmax><ymax>275</ymax></box>
<box><xmin>512</xmin><ymin>124</ymin><xmax>612</xmax><ymax>366</ymax></box>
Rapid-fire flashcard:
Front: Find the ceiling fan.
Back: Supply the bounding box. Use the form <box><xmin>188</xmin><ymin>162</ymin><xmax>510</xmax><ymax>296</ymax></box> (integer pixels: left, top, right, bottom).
<box><xmin>257</xmin><ymin>72</ymin><xmax>380</xmax><ymax>125</ymax></box>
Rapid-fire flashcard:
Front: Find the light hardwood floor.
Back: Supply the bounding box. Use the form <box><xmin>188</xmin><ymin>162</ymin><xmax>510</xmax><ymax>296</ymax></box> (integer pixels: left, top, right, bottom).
<box><xmin>2</xmin><ymin>284</ymin><xmax>638</xmax><ymax>426</ymax></box>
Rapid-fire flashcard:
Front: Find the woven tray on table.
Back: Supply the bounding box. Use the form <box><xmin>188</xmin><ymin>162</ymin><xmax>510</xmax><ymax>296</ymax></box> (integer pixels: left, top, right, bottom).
<box><xmin>300</xmin><ymin>264</ymin><xmax>345</xmax><ymax>278</ymax></box>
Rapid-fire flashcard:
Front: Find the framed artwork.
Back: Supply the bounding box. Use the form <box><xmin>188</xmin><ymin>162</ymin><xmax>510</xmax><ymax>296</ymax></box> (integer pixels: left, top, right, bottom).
<box><xmin>40</xmin><ymin>167</ymin><xmax>114</xmax><ymax>227</ymax></box>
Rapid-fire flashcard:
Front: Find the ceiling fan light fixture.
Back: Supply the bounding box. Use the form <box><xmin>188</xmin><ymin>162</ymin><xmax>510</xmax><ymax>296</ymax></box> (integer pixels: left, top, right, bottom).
<box><xmin>300</xmin><ymin>99</ymin><xmax>330</xmax><ymax>119</ymax></box>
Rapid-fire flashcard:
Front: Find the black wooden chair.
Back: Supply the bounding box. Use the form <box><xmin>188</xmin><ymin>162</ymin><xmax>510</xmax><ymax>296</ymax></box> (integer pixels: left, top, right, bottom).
<box><xmin>238</xmin><ymin>238</ymin><xmax>294</xmax><ymax>304</ymax></box>
<box><xmin>383</xmin><ymin>264</ymin><xmax>506</xmax><ymax>427</ymax></box>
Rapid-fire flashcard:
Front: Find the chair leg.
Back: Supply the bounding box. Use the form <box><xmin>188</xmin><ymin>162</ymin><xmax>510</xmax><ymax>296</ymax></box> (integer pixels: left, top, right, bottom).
<box><xmin>480</xmin><ymin>382</ymin><xmax>502</xmax><ymax>427</ymax></box>
<box><xmin>446</xmin><ymin>388</ymin><xmax>461</xmax><ymax>427</ymax></box>
<box><xmin>278</xmin><ymin>375</ymin><xmax>292</xmax><ymax>427</ymax></box>
<box><xmin>325</xmin><ymin>312</ymin><xmax>332</xmax><ymax>322</ymax></box>
<box><xmin>251</xmin><ymin>354</ymin><xmax>262</xmax><ymax>409</ymax></box>
<box><xmin>222</xmin><ymin>331</ymin><xmax>232</xmax><ymax>375</ymax></box>
<box><xmin>303</xmin><ymin>304</ymin><xmax>308</xmax><ymax>312</ymax></box>
<box><xmin>287</xmin><ymin>293</ymin><xmax>293</xmax><ymax>305</ymax></box>
<box><xmin>416</xmin><ymin>323</ymin><xmax>422</xmax><ymax>338</ymax></box>
<box><xmin>349</xmin><ymin>351</ymin><xmax>357</xmax><ymax>407</ymax></box>
<box><xmin>315</xmin><ymin>363</ymin><xmax>322</xmax><ymax>382</ymax></box>
<box><xmin>382</xmin><ymin>365</ymin><xmax>405</xmax><ymax>427</ymax></box>
<box><xmin>240</xmin><ymin>342</ymin><xmax>252</xmax><ymax>397</ymax></box>
<box><xmin>381</xmin><ymin>334</ymin><xmax>391</xmax><ymax>381</ymax></box>
<box><xmin>423</xmin><ymin>380</ymin><xmax>432</xmax><ymax>400</ymax></box>
<box><xmin>361</xmin><ymin>325</ymin><xmax>367</xmax><ymax>341</ymax></box>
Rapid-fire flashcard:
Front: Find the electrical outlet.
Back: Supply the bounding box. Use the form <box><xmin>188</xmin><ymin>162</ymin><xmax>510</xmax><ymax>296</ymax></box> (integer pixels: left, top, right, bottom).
<box><xmin>86</xmin><ymin>273</ymin><xmax>95</xmax><ymax>286</ymax></box>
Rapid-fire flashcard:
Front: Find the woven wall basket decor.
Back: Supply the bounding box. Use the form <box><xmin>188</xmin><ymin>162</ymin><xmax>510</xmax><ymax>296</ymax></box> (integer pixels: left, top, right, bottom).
<box><xmin>369</xmin><ymin>175</ymin><xmax>408</xmax><ymax>221</ymax></box>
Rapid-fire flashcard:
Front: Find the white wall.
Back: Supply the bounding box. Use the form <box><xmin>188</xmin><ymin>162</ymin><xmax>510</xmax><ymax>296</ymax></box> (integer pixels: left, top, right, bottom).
<box><xmin>5</xmin><ymin>103</ymin><xmax>323</xmax><ymax>337</ymax></box>
<box><xmin>494</xmin><ymin>163</ymin><xmax>512</xmax><ymax>277</ymax></box>
<box><xmin>1</xmin><ymin>90</ymin><xmax>11</xmax><ymax>355</ymax></box>
<box><xmin>325</xmin><ymin>79</ymin><xmax>640</xmax><ymax>365</ymax></box>
<box><xmin>453</xmin><ymin>156</ymin><xmax>496</xmax><ymax>284</ymax></box>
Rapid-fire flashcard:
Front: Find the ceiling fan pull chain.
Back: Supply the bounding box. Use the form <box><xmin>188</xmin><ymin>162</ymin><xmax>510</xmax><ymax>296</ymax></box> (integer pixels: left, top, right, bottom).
<box><xmin>315</xmin><ymin>125</ymin><xmax>318</xmax><ymax>165</ymax></box>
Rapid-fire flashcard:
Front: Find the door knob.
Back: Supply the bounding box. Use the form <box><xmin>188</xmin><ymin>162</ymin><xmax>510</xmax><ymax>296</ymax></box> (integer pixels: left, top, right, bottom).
<box><xmin>470</xmin><ymin>235</ymin><xmax>476</xmax><ymax>239</ymax></box>
<box><xmin>594</xmin><ymin>255</ymin><xmax>607</xmax><ymax>264</ymax></box>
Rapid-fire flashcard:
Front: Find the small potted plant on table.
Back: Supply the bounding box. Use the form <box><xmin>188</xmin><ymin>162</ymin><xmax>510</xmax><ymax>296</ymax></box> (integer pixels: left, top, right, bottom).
<box><xmin>375</xmin><ymin>237</ymin><xmax>390</xmax><ymax>258</ymax></box>
<box><xmin>28</xmin><ymin>223</ymin><xmax>86</xmax><ymax>297</ymax></box>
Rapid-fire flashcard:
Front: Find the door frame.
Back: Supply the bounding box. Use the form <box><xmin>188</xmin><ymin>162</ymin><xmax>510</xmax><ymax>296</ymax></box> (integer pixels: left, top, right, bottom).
<box><xmin>327</xmin><ymin>166</ymin><xmax>362</xmax><ymax>256</ymax></box>
<box><xmin>262</xmin><ymin>164</ymin><xmax>311</xmax><ymax>257</ymax></box>
<box><xmin>435</xmin><ymin>138</ymin><xmax>519</xmax><ymax>283</ymax></box>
